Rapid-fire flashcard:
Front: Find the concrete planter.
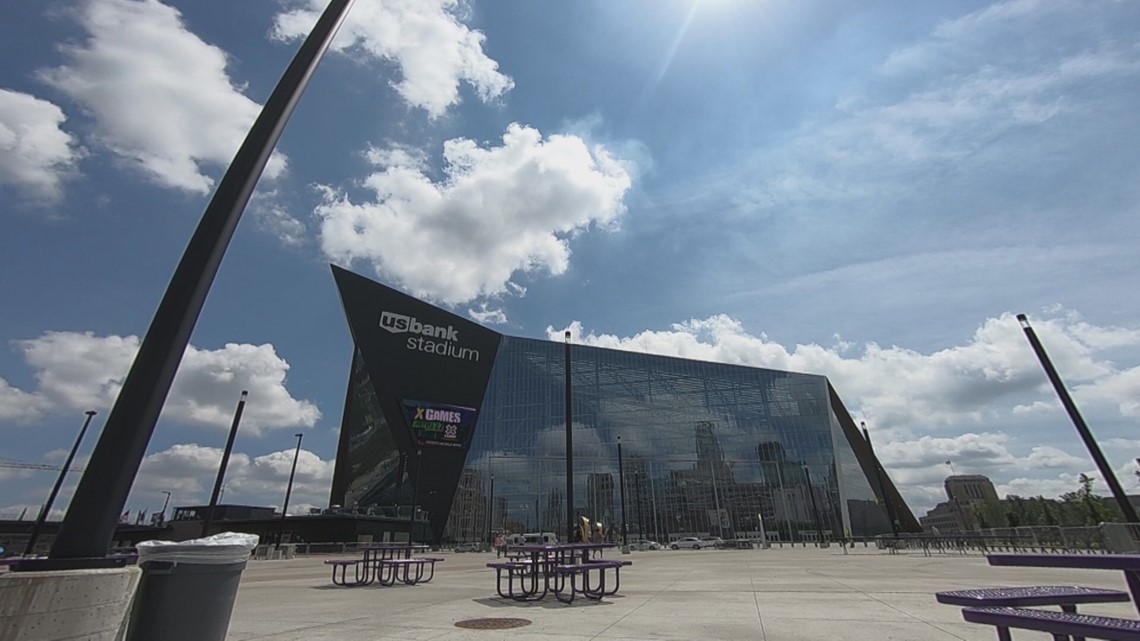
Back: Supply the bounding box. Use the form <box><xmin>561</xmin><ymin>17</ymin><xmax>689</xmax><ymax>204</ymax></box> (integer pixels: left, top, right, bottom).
<box><xmin>0</xmin><ymin>567</ymin><xmax>142</xmax><ymax>641</ymax></box>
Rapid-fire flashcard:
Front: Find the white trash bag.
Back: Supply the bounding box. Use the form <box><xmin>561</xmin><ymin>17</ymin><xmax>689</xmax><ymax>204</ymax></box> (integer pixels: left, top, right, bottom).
<box><xmin>137</xmin><ymin>531</ymin><xmax>260</xmax><ymax>565</ymax></box>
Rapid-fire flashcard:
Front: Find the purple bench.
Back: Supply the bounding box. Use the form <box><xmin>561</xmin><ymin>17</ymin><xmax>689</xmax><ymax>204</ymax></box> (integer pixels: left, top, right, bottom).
<box><xmin>551</xmin><ymin>560</ymin><xmax>627</xmax><ymax>604</ymax></box>
<box><xmin>964</xmin><ymin>606</ymin><xmax>1140</xmax><ymax>641</ymax></box>
<box><xmin>324</xmin><ymin>559</ymin><xmax>370</xmax><ymax>586</ymax></box>
<box><xmin>939</xmin><ymin>586</ymin><xmax>1130</xmax><ymax>641</ymax></box>
<box><xmin>937</xmin><ymin>585</ymin><xmax>1130</xmax><ymax>610</ymax></box>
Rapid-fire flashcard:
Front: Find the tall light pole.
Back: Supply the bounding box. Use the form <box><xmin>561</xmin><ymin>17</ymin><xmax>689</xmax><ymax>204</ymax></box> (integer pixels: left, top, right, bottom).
<box><xmin>279</xmin><ymin>433</ymin><xmax>304</xmax><ymax>547</ymax></box>
<box><xmin>203</xmin><ymin>390</ymin><xmax>247</xmax><ymax>537</ymax></box>
<box><xmin>409</xmin><ymin>448</ymin><xmax>423</xmax><ymax>543</ymax></box>
<box><xmin>617</xmin><ymin>436</ymin><xmax>628</xmax><ymax>548</ymax></box>
<box><xmin>803</xmin><ymin>465</ymin><xmax>824</xmax><ymax>545</ymax></box>
<box><xmin>862</xmin><ymin>422</ymin><xmax>899</xmax><ymax>537</ymax></box>
<box><xmin>1018</xmin><ymin>314</ymin><xmax>1139</xmax><ymax>523</ymax></box>
<box><xmin>158</xmin><ymin>491</ymin><xmax>172</xmax><ymax>527</ymax></box>
<box><xmin>564</xmin><ymin>330</ymin><xmax>574</xmax><ymax>542</ymax></box>
<box><xmin>24</xmin><ymin>411</ymin><xmax>97</xmax><ymax>556</ymax></box>
<box><xmin>25</xmin><ymin>0</ymin><xmax>357</xmax><ymax>570</ymax></box>
<box><xmin>486</xmin><ymin>473</ymin><xmax>494</xmax><ymax>546</ymax></box>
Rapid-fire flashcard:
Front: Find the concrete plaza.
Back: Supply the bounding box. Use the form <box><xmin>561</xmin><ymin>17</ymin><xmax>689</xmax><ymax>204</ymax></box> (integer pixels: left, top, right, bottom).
<box><xmin>226</xmin><ymin>546</ymin><xmax>1137</xmax><ymax>641</ymax></box>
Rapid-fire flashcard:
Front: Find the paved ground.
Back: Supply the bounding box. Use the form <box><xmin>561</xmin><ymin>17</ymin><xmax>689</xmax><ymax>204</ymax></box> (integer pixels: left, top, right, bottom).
<box><xmin>226</xmin><ymin>546</ymin><xmax>1138</xmax><ymax>640</ymax></box>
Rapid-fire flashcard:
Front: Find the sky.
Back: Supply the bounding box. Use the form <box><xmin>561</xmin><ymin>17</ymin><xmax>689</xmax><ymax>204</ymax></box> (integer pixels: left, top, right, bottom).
<box><xmin>2</xmin><ymin>0</ymin><xmax>1139</xmax><ymax>523</ymax></box>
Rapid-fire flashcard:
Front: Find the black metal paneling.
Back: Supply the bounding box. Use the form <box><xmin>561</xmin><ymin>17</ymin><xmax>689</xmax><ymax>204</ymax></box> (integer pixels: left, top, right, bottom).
<box><xmin>331</xmin><ymin>266</ymin><xmax>503</xmax><ymax>542</ymax></box>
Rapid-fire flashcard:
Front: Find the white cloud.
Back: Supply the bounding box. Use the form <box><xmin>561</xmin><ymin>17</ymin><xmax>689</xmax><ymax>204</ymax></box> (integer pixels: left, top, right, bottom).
<box><xmin>467</xmin><ymin>304</ymin><xmax>508</xmax><ymax>325</ymax></box>
<box><xmin>131</xmin><ymin>443</ymin><xmax>334</xmax><ymax>512</ymax></box>
<box><xmin>317</xmin><ymin>123</ymin><xmax>633</xmax><ymax>305</ymax></box>
<box><xmin>272</xmin><ymin>0</ymin><xmax>513</xmax><ymax>118</ymax></box>
<box><xmin>549</xmin><ymin>308</ymin><xmax>1140</xmax><ymax>514</ymax></box>
<box><xmin>251</xmin><ymin>190</ymin><xmax>307</xmax><ymax>248</ymax></box>
<box><xmin>0</xmin><ymin>377</ymin><xmax>46</xmax><ymax>422</ymax></box>
<box><xmin>724</xmin><ymin>0</ymin><xmax>1140</xmax><ymax>220</ymax></box>
<box><xmin>39</xmin><ymin>0</ymin><xmax>286</xmax><ymax>194</ymax></box>
<box><xmin>0</xmin><ymin>88</ymin><xmax>80</xmax><ymax>201</ymax></box>
<box><xmin>3</xmin><ymin>331</ymin><xmax>320</xmax><ymax>434</ymax></box>
<box><xmin>551</xmin><ymin>309</ymin><xmax>1140</xmax><ymax>435</ymax></box>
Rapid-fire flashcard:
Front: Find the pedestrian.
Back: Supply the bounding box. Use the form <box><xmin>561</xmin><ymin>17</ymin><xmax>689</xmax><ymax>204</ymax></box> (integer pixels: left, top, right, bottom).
<box><xmin>494</xmin><ymin>533</ymin><xmax>505</xmax><ymax>558</ymax></box>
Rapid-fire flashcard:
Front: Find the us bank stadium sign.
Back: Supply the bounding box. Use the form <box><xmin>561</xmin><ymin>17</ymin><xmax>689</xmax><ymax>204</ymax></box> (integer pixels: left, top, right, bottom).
<box><xmin>400</xmin><ymin>399</ymin><xmax>477</xmax><ymax>449</ymax></box>
<box><xmin>379</xmin><ymin>311</ymin><xmax>481</xmax><ymax>362</ymax></box>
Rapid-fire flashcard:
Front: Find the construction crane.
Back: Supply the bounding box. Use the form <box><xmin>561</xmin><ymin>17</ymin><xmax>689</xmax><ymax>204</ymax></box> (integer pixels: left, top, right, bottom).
<box><xmin>0</xmin><ymin>459</ymin><xmax>84</xmax><ymax>473</ymax></box>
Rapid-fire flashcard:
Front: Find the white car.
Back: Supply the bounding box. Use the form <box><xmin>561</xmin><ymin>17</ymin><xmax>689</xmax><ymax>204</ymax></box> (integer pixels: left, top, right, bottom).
<box><xmin>631</xmin><ymin>540</ymin><xmax>661</xmax><ymax>551</ymax></box>
<box><xmin>670</xmin><ymin>537</ymin><xmax>705</xmax><ymax>550</ymax></box>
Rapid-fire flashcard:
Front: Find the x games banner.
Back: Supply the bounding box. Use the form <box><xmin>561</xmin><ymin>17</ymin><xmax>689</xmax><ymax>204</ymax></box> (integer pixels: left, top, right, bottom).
<box><xmin>400</xmin><ymin>399</ymin><xmax>478</xmax><ymax>449</ymax></box>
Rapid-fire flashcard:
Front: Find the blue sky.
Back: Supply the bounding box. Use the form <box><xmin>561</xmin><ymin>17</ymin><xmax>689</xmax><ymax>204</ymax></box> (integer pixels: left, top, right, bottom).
<box><xmin>2</xmin><ymin>0</ymin><xmax>1139</xmax><ymax>520</ymax></box>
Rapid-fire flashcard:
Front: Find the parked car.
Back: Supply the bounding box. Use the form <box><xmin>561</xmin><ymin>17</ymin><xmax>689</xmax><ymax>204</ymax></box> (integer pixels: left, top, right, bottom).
<box><xmin>453</xmin><ymin>542</ymin><xmax>482</xmax><ymax>553</ymax></box>
<box><xmin>670</xmin><ymin>537</ymin><xmax>705</xmax><ymax>550</ymax></box>
<box><xmin>702</xmin><ymin>537</ymin><xmax>727</xmax><ymax>549</ymax></box>
<box><xmin>631</xmin><ymin>539</ymin><xmax>661</xmax><ymax>551</ymax></box>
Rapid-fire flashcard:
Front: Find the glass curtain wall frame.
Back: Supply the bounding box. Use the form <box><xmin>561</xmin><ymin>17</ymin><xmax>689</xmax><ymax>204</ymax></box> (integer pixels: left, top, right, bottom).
<box><xmin>440</xmin><ymin>337</ymin><xmax>901</xmax><ymax>543</ymax></box>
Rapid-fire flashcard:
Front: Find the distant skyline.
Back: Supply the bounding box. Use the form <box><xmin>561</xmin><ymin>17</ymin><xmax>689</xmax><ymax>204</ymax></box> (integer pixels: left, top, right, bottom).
<box><xmin>2</xmin><ymin>0</ymin><xmax>1139</xmax><ymax>519</ymax></box>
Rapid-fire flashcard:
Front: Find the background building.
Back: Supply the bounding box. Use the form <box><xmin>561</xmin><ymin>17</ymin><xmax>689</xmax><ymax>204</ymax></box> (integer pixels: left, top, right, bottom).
<box><xmin>329</xmin><ymin>267</ymin><xmax>919</xmax><ymax>544</ymax></box>
<box><xmin>920</xmin><ymin>474</ymin><xmax>999</xmax><ymax>532</ymax></box>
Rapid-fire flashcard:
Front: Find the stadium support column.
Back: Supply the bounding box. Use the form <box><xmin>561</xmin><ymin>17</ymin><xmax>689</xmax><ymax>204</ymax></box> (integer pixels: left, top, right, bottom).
<box><xmin>1018</xmin><ymin>313</ymin><xmax>1138</xmax><ymax>523</ymax></box>
<box><xmin>862</xmin><ymin>422</ymin><xmax>899</xmax><ymax>537</ymax></box>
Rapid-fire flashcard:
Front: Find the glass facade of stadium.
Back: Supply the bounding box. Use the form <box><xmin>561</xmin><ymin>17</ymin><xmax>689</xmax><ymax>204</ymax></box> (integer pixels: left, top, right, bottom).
<box><xmin>329</xmin><ymin>266</ymin><xmax>918</xmax><ymax>545</ymax></box>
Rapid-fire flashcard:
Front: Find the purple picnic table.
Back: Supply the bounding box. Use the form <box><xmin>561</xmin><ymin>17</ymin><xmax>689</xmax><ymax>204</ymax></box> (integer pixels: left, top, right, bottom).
<box><xmin>988</xmin><ymin>553</ymin><xmax>1140</xmax><ymax>615</ymax></box>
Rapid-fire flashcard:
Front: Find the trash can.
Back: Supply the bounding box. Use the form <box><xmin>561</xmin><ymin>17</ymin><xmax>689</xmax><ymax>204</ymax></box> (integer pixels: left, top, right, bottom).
<box><xmin>125</xmin><ymin>532</ymin><xmax>259</xmax><ymax>641</ymax></box>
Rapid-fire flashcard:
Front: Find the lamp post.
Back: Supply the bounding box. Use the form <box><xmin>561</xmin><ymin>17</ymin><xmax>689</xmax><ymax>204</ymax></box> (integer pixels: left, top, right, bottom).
<box><xmin>634</xmin><ymin>472</ymin><xmax>645</xmax><ymax>539</ymax></box>
<box><xmin>24</xmin><ymin>411</ymin><xmax>97</xmax><ymax>556</ymax></box>
<box><xmin>564</xmin><ymin>330</ymin><xmax>574</xmax><ymax>543</ymax></box>
<box><xmin>278</xmin><ymin>432</ymin><xmax>304</xmax><ymax>547</ymax></box>
<box><xmin>1017</xmin><ymin>314</ymin><xmax>1138</xmax><ymax>522</ymax></box>
<box><xmin>409</xmin><ymin>448</ymin><xmax>423</xmax><ymax>543</ymax></box>
<box><xmin>862</xmin><ymin>421</ymin><xmax>900</xmax><ymax>537</ymax></box>
<box><xmin>203</xmin><ymin>390</ymin><xmax>247</xmax><ymax>537</ymax></box>
<box><xmin>486</xmin><ymin>473</ymin><xmax>494</xmax><ymax>546</ymax></box>
<box><xmin>617</xmin><ymin>436</ymin><xmax>628</xmax><ymax>549</ymax></box>
<box><xmin>31</xmin><ymin>0</ymin><xmax>357</xmax><ymax>570</ymax></box>
<box><xmin>803</xmin><ymin>465</ymin><xmax>825</xmax><ymax>545</ymax></box>
<box><xmin>158</xmin><ymin>491</ymin><xmax>172</xmax><ymax>527</ymax></box>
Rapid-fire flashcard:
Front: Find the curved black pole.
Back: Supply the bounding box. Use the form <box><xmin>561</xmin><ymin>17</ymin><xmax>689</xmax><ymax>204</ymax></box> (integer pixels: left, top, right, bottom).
<box><xmin>1018</xmin><ymin>314</ymin><xmax>1138</xmax><ymax>522</ymax></box>
<box><xmin>23</xmin><ymin>411</ymin><xmax>96</xmax><ymax>556</ymax></box>
<box><xmin>28</xmin><ymin>0</ymin><xmax>357</xmax><ymax>569</ymax></box>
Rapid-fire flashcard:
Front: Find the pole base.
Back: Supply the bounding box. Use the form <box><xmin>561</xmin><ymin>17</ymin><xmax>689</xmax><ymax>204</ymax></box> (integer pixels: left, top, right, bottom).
<box><xmin>621</xmin><ymin>546</ymin><xmax>631</xmax><ymax>554</ymax></box>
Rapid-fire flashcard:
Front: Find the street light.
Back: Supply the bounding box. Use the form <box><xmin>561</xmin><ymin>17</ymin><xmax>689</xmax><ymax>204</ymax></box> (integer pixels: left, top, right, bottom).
<box><xmin>564</xmin><ymin>330</ymin><xmax>574</xmax><ymax>543</ymax></box>
<box><xmin>278</xmin><ymin>433</ymin><xmax>304</xmax><ymax>547</ymax></box>
<box><xmin>486</xmin><ymin>473</ymin><xmax>495</xmax><ymax>546</ymax></box>
<box><xmin>409</xmin><ymin>448</ymin><xmax>423</xmax><ymax>543</ymax></box>
<box><xmin>158</xmin><ymin>491</ymin><xmax>172</xmax><ymax>527</ymax></box>
<box><xmin>203</xmin><ymin>390</ymin><xmax>247</xmax><ymax>537</ymax></box>
<box><xmin>24</xmin><ymin>411</ymin><xmax>97</xmax><ymax>556</ymax></box>
<box><xmin>617</xmin><ymin>436</ymin><xmax>628</xmax><ymax>548</ymax></box>
<box><xmin>1017</xmin><ymin>313</ymin><xmax>1138</xmax><ymax>522</ymax></box>
<box><xmin>31</xmin><ymin>0</ymin><xmax>357</xmax><ymax>570</ymax></box>
<box><xmin>803</xmin><ymin>465</ymin><xmax>825</xmax><ymax>546</ymax></box>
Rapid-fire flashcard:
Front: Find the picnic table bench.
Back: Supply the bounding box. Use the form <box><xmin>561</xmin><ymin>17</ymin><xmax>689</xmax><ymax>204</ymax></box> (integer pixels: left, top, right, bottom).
<box><xmin>325</xmin><ymin>554</ymin><xmax>442</xmax><ymax>587</ymax></box>
<box><xmin>944</xmin><ymin>553</ymin><xmax>1140</xmax><ymax>640</ymax></box>
<box><xmin>963</xmin><ymin>606</ymin><xmax>1140</xmax><ymax>641</ymax></box>
<box><xmin>552</xmin><ymin>560</ymin><xmax>626</xmax><ymax>604</ymax></box>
